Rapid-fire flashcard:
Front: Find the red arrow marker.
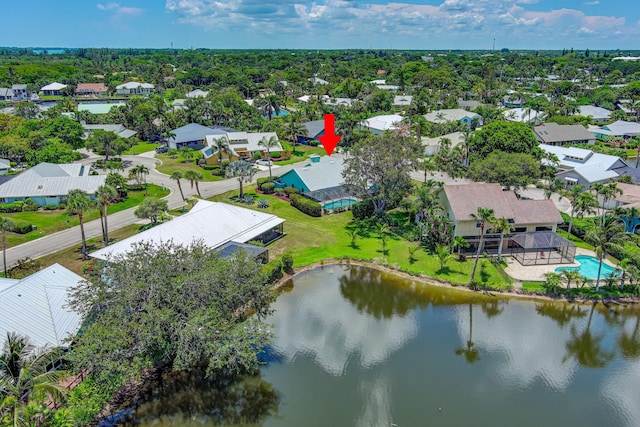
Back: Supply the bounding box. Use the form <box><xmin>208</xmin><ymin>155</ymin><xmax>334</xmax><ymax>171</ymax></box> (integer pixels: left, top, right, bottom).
<box><xmin>318</xmin><ymin>114</ymin><xmax>341</xmax><ymax>156</ymax></box>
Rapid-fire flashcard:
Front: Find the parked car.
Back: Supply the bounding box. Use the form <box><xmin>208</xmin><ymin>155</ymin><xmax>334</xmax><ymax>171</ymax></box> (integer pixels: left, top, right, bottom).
<box><xmin>155</xmin><ymin>145</ymin><xmax>169</xmax><ymax>154</ymax></box>
<box><xmin>256</xmin><ymin>159</ymin><xmax>273</xmax><ymax>166</ymax></box>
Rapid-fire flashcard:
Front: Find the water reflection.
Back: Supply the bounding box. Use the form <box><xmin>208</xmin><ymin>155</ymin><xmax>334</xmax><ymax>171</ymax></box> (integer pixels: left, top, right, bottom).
<box><xmin>455</xmin><ymin>304</ymin><xmax>480</xmax><ymax>363</ymax></box>
<box><xmin>563</xmin><ymin>303</ymin><xmax>614</xmax><ymax>368</ymax></box>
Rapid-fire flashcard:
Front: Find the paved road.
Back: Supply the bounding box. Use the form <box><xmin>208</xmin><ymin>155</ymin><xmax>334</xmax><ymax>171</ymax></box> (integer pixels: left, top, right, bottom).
<box><xmin>4</xmin><ymin>152</ymin><xmax>300</xmax><ymax>268</ymax></box>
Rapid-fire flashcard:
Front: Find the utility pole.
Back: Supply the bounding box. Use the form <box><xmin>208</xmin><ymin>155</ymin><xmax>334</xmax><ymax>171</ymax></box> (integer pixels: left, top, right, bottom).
<box><xmin>492</xmin><ymin>38</ymin><xmax>495</xmax><ymax>52</ymax></box>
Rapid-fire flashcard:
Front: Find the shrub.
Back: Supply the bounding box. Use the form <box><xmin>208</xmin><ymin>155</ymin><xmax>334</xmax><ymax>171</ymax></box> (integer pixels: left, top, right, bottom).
<box><xmin>256</xmin><ymin>177</ymin><xmax>270</xmax><ymax>189</ymax></box>
<box><xmin>22</xmin><ymin>198</ymin><xmax>38</xmax><ymax>212</ymax></box>
<box><xmin>290</xmin><ymin>194</ymin><xmax>322</xmax><ymax>217</ymax></box>
<box><xmin>258</xmin><ymin>198</ymin><xmax>269</xmax><ymax>209</ymax></box>
<box><xmin>200</xmin><ymin>164</ymin><xmax>220</xmax><ymax>171</ymax></box>
<box><xmin>127</xmin><ymin>184</ymin><xmax>147</xmax><ymax>192</ymax></box>
<box><xmin>284</xmin><ymin>186</ymin><xmax>298</xmax><ymax>197</ymax></box>
<box><xmin>0</xmin><ymin>201</ymin><xmax>24</xmax><ymax>213</ymax></box>
<box><xmin>352</xmin><ymin>198</ymin><xmax>376</xmax><ymax>220</ymax></box>
<box><xmin>261</xmin><ymin>182</ymin><xmax>275</xmax><ymax>194</ymax></box>
<box><xmin>264</xmin><ymin>260</ymin><xmax>283</xmax><ymax>284</ymax></box>
<box><xmin>253</xmin><ymin>151</ymin><xmax>262</xmax><ymax>160</ymax></box>
<box><xmin>12</xmin><ymin>220</ymin><xmax>33</xmax><ymax>234</ymax></box>
<box><xmin>282</xmin><ymin>254</ymin><xmax>294</xmax><ymax>274</ymax></box>
<box><xmin>43</xmin><ymin>204</ymin><xmax>60</xmax><ymax>210</ymax></box>
<box><xmin>275</xmin><ymin>188</ymin><xmax>285</xmax><ymax>197</ymax></box>
<box><xmin>243</xmin><ymin>195</ymin><xmax>255</xmax><ymax>205</ymax></box>
<box><xmin>270</xmin><ymin>151</ymin><xmax>282</xmax><ymax>159</ymax></box>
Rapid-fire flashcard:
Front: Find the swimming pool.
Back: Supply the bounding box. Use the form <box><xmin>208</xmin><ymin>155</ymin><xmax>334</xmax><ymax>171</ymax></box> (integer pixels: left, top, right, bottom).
<box><xmin>323</xmin><ymin>198</ymin><xmax>357</xmax><ymax>210</ymax></box>
<box><xmin>555</xmin><ymin>255</ymin><xmax>618</xmax><ymax>280</ymax></box>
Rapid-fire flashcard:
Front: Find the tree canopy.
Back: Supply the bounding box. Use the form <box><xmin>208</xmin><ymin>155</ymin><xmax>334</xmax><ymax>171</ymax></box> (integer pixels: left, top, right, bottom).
<box><xmin>467</xmin><ymin>150</ymin><xmax>541</xmax><ymax>190</ymax></box>
<box><xmin>468</xmin><ymin>121</ymin><xmax>540</xmax><ymax>161</ymax></box>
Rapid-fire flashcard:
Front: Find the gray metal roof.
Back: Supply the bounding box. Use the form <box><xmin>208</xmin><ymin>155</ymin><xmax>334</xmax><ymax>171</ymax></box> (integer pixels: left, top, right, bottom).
<box><xmin>534</xmin><ymin>123</ymin><xmax>595</xmax><ymax>144</ymax></box>
<box><xmin>303</xmin><ymin>120</ymin><xmax>325</xmax><ymax>138</ymax></box>
<box><xmin>0</xmin><ymin>263</ymin><xmax>85</xmax><ymax>348</ymax></box>
<box><xmin>90</xmin><ymin>200</ymin><xmax>285</xmax><ymax>260</ymax></box>
<box><xmin>169</xmin><ymin>123</ymin><xmax>216</xmax><ymax>144</ymax></box>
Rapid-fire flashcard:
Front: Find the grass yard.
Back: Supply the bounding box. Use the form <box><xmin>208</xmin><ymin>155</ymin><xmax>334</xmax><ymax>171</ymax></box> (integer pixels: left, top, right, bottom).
<box><xmin>2</xmin><ymin>184</ymin><xmax>169</xmax><ymax>247</ymax></box>
<box><xmin>122</xmin><ymin>142</ymin><xmax>162</xmax><ymax>155</ymax></box>
<box><xmin>274</xmin><ymin>144</ymin><xmax>326</xmax><ymax>166</ymax></box>
<box><xmin>521</xmin><ymin>281</ymin><xmax>545</xmax><ymax>292</ymax></box>
<box><xmin>211</xmin><ymin>188</ymin><xmax>512</xmax><ymax>290</ymax></box>
<box><xmin>155</xmin><ymin>154</ymin><xmax>225</xmax><ymax>182</ymax></box>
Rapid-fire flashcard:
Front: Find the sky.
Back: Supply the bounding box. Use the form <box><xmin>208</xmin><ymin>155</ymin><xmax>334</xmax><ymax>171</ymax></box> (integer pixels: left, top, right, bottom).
<box><xmin>2</xmin><ymin>0</ymin><xmax>639</xmax><ymax>50</ymax></box>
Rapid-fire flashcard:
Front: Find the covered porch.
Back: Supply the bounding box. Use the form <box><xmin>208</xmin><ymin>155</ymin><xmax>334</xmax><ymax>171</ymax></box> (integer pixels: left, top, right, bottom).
<box><xmin>510</xmin><ymin>231</ymin><xmax>576</xmax><ymax>266</ymax></box>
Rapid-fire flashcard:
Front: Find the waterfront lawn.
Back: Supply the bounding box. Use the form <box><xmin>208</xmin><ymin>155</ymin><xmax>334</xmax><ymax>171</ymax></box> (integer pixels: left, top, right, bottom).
<box><xmin>522</xmin><ymin>281</ymin><xmax>545</xmax><ymax>292</ymax></box>
<box><xmin>122</xmin><ymin>142</ymin><xmax>162</xmax><ymax>155</ymax></box>
<box><xmin>2</xmin><ymin>184</ymin><xmax>169</xmax><ymax>248</ymax></box>
<box><xmin>211</xmin><ymin>189</ymin><xmax>511</xmax><ymax>289</ymax></box>
<box><xmin>155</xmin><ymin>154</ymin><xmax>224</xmax><ymax>182</ymax></box>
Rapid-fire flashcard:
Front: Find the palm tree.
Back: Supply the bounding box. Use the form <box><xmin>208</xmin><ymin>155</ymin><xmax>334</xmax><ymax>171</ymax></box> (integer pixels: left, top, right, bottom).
<box><xmin>469</xmin><ymin>207</ymin><xmax>495</xmax><ymax>284</ymax></box>
<box><xmin>258</xmin><ymin>136</ymin><xmax>280</xmax><ymax>181</ymax></box>
<box><xmin>183</xmin><ymin>170</ymin><xmax>203</xmax><ymax>198</ymax></box>
<box><xmin>226</xmin><ymin>160</ymin><xmax>255</xmax><ymax>199</ymax></box>
<box><xmin>585</xmin><ymin>216</ymin><xmax>627</xmax><ymax>292</ymax></box>
<box><xmin>0</xmin><ymin>333</ymin><xmax>68</xmax><ymax>425</ymax></box>
<box><xmin>255</xmin><ymin>94</ymin><xmax>281</xmax><ymax>121</ymax></box>
<box><xmin>0</xmin><ymin>216</ymin><xmax>13</xmax><ymax>278</ymax></box>
<box><xmin>66</xmin><ymin>189</ymin><xmax>92</xmax><ymax>258</ymax></box>
<box><xmin>493</xmin><ymin>216</ymin><xmax>512</xmax><ymax>262</ymax></box>
<box><xmin>561</xmin><ymin>269</ymin><xmax>582</xmax><ymax>290</ymax></box>
<box><xmin>170</xmin><ymin>171</ymin><xmax>185</xmax><ymax>201</ymax></box>
<box><xmin>451</xmin><ymin>235</ymin><xmax>469</xmax><ymax>257</ymax></box>
<box><xmin>435</xmin><ymin>243</ymin><xmax>453</xmax><ymax>271</ymax></box>
<box><xmin>455</xmin><ymin>304</ymin><xmax>480</xmax><ymax>363</ymax></box>
<box><xmin>563</xmin><ymin>185</ymin><xmax>598</xmax><ymax>239</ymax></box>
<box><xmin>214</xmin><ymin>136</ymin><xmax>232</xmax><ymax>168</ymax></box>
<box><xmin>283</xmin><ymin>113</ymin><xmax>307</xmax><ymax>155</ymax></box>
<box><xmin>95</xmin><ymin>184</ymin><xmax>117</xmax><ymax>246</ymax></box>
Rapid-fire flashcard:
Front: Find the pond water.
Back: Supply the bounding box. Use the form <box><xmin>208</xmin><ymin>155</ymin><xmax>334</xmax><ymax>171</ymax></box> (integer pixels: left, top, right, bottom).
<box><xmin>126</xmin><ymin>265</ymin><xmax>640</xmax><ymax>427</ymax></box>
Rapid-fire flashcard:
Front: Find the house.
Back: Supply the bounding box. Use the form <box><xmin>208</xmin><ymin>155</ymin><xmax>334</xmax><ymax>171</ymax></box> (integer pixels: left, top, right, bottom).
<box><xmin>371</xmin><ymin>79</ymin><xmax>400</xmax><ymax>91</ymax></box>
<box><xmin>440</xmin><ymin>183</ymin><xmax>567</xmax><ymax>264</ymax></box>
<box><xmin>40</xmin><ymin>82</ymin><xmax>67</xmax><ymax>96</ymax></box>
<box><xmin>75</xmin><ymin>83</ymin><xmax>109</xmax><ymax>96</ymax></box>
<box><xmin>424</xmin><ymin>109</ymin><xmax>483</xmax><ymax>127</ymax></box>
<box><xmin>309</xmin><ymin>77</ymin><xmax>328</xmax><ymax>86</ymax></box>
<box><xmin>115</xmin><ymin>82</ymin><xmax>155</xmax><ymax>95</ymax></box>
<box><xmin>77</xmin><ymin>102</ymin><xmax>126</xmax><ymax>115</ymax></box>
<box><xmin>203</xmin><ymin>131</ymin><xmax>282</xmax><ymax>161</ymax></box>
<box><xmin>539</xmin><ymin>144</ymin><xmax>628</xmax><ymax>189</ymax></box>
<box><xmin>503</xmin><ymin>108</ymin><xmax>545</xmax><ymax>124</ymax></box>
<box><xmin>458</xmin><ymin>98</ymin><xmax>482</xmax><ymax>109</ymax></box>
<box><xmin>83</xmin><ymin>124</ymin><xmax>137</xmax><ymax>139</ymax></box>
<box><xmin>11</xmin><ymin>84</ymin><xmax>28</xmax><ymax>100</ymax></box>
<box><xmin>393</xmin><ymin>95</ymin><xmax>413</xmax><ymax>108</ymax></box>
<box><xmin>0</xmin><ymin>159</ymin><xmax>11</xmax><ymax>175</ymax></box>
<box><xmin>166</xmin><ymin>123</ymin><xmax>220</xmax><ymax>150</ymax></box>
<box><xmin>358</xmin><ymin>114</ymin><xmax>404</xmax><ymax>135</ymax></box>
<box><xmin>90</xmin><ymin>200</ymin><xmax>285</xmax><ymax>261</ymax></box>
<box><xmin>421</xmin><ymin>132</ymin><xmax>465</xmax><ymax>157</ymax></box>
<box><xmin>299</xmin><ymin>120</ymin><xmax>325</xmax><ymax>144</ymax></box>
<box><xmin>588</xmin><ymin>121</ymin><xmax>640</xmax><ymax>139</ymax></box>
<box><xmin>533</xmin><ymin>123</ymin><xmax>596</xmax><ymax>146</ymax></box>
<box><xmin>0</xmin><ymin>162</ymin><xmax>106</xmax><ymax>206</ymax></box>
<box><xmin>186</xmin><ymin>89</ymin><xmax>209</xmax><ymax>98</ymax></box>
<box><xmin>0</xmin><ymin>264</ymin><xmax>85</xmax><ymax>348</ymax></box>
<box><xmin>503</xmin><ymin>95</ymin><xmax>523</xmax><ymax>108</ymax></box>
<box><xmin>576</xmin><ymin>105</ymin><xmax>611</xmax><ymax>123</ymax></box>
<box><xmin>0</xmin><ymin>88</ymin><xmax>14</xmax><ymax>100</ymax></box>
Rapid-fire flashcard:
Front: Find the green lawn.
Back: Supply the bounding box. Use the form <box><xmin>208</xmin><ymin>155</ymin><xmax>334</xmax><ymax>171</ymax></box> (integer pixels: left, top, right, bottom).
<box><xmin>122</xmin><ymin>142</ymin><xmax>162</xmax><ymax>155</ymax></box>
<box><xmin>556</xmin><ymin>229</ymin><xmax>595</xmax><ymax>250</ymax></box>
<box><xmin>3</xmin><ymin>184</ymin><xmax>169</xmax><ymax>247</ymax></box>
<box><xmin>273</xmin><ymin>144</ymin><xmax>326</xmax><ymax>166</ymax></box>
<box><xmin>155</xmin><ymin>154</ymin><xmax>224</xmax><ymax>182</ymax></box>
<box><xmin>211</xmin><ymin>188</ymin><xmax>512</xmax><ymax>290</ymax></box>
<box><xmin>522</xmin><ymin>281</ymin><xmax>545</xmax><ymax>292</ymax></box>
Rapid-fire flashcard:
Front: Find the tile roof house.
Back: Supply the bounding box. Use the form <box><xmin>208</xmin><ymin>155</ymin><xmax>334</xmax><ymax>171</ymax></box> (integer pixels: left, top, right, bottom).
<box><xmin>533</xmin><ymin>122</ymin><xmax>596</xmax><ymax>146</ymax></box>
<box><xmin>90</xmin><ymin>200</ymin><xmax>285</xmax><ymax>261</ymax></box>
<box><xmin>358</xmin><ymin>114</ymin><xmax>404</xmax><ymax>135</ymax></box>
<box><xmin>424</xmin><ymin>109</ymin><xmax>483</xmax><ymax>127</ymax></box>
<box><xmin>0</xmin><ymin>263</ymin><xmax>85</xmax><ymax>348</ymax></box>
<box><xmin>540</xmin><ymin>144</ymin><xmax>628</xmax><ymax>189</ymax></box>
<box><xmin>576</xmin><ymin>105</ymin><xmax>611</xmax><ymax>123</ymax></box>
<box><xmin>0</xmin><ymin>162</ymin><xmax>106</xmax><ymax>206</ymax></box>
<box><xmin>588</xmin><ymin>120</ymin><xmax>640</xmax><ymax>139</ymax></box>
<box><xmin>115</xmin><ymin>82</ymin><xmax>155</xmax><ymax>95</ymax></box>
<box><xmin>75</xmin><ymin>83</ymin><xmax>109</xmax><ymax>96</ymax></box>
<box><xmin>40</xmin><ymin>82</ymin><xmax>67</xmax><ymax>96</ymax></box>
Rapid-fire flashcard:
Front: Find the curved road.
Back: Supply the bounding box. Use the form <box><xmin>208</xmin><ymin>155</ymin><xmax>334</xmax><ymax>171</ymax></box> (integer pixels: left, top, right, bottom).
<box><xmin>4</xmin><ymin>152</ymin><xmax>301</xmax><ymax>268</ymax></box>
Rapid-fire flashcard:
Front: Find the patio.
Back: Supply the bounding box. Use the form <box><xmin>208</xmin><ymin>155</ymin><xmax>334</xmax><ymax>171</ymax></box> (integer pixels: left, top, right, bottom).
<box><xmin>505</xmin><ymin>247</ymin><xmax>598</xmax><ymax>281</ymax></box>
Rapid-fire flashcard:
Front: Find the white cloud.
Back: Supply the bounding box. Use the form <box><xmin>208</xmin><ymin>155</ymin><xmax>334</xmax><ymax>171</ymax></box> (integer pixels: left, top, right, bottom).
<box><xmin>584</xmin><ymin>0</ymin><xmax>600</xmax><ymax>5</ymax></box>
<box><xmin>97</xmin><ymin>2</ymin><xmax>143</xmax><ymax>16</ymax></box>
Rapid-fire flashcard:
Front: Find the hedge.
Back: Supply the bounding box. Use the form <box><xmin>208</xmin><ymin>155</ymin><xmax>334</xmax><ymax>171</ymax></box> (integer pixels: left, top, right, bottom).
<box><xmin>261</xmin><ymin>182</ymin><xmax>275</xmax><ymax>194</ymax></box>
<box><xmin>0</xmin><ymin>201</ymin><xmax>24</xmax><ymax>213</ymax></box>
<box><xmin>290</xmin><ymin>194</ymin><xmax>321</xmax><ymax>217</ymax></box>
<box><xmin>284</xmin><ymin>187</ymin><xmax>298</xmax><ymax>197</ymax></box>
<box><xmin>200</xmin><ymin>164</ymin><xmax>220</xmax><ymax>171</ymax></box>
<box><xmin>12</xmin><ymin>220</ymin><xmax>33</xmax><ymax>234</ymax></box>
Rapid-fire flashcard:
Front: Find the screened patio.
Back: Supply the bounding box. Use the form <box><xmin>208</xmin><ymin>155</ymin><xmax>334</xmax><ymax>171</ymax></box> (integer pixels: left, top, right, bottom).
<box><xmin>511</xmin><ymin>231</ymin><xmax>576</xmax><ymax>266</ymax></box>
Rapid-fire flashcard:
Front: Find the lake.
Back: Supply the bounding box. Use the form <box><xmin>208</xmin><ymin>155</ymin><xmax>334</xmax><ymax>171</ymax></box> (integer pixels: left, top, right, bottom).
<box><xmin>126</xmin><ymin>264</ymin><xmax>640</xmax><ymax>427</ymax></box>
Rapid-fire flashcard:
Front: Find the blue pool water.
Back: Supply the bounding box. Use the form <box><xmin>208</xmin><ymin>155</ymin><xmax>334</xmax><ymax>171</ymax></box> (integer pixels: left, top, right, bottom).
<box><xmin>323</xmin><ymin>198</ymin><xmax>357</xmax><ymax>210</ymax></box>
<box><xmin>555</xmin><ymin>255</ymin><xmax>617</xmax><ymax>280</ymax></box>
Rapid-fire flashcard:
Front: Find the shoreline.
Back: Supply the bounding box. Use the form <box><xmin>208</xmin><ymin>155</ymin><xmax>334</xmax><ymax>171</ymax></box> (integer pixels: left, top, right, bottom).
<box><xmin>275</xmin><ymin>258</ymin><xmax>640</xmax><ymax>305</ymax></box>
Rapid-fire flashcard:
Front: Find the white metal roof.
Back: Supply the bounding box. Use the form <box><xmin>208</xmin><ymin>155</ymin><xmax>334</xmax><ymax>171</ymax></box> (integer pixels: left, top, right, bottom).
<box><xmin>186</xmin><ymin>89</ymin><xmax>209</xmax><ymax>98</ymax></box>
<box><xmin>206</xmin><ymin>131</ymin><xmax>282</xmax><ymax>155</ymax></box>
<box><xmin>577</xmin><ymin>105</ymin><xmax>611</xmax><ymax>120</ymax></box>
<box><xmin>424</xmin><ymin>109</ymin><xmax>481</xmax><ymax>124</ymax></box>
<box><xmin>361</xmin><ymin>114</ymin><xmax>404</xmax><ymax>131</ymax></box>
<box><xmin>116</xmin><ymin>82</ymin><xmax>154</xmax><ymax>90</ymax></box>
<box><xmin>90</xmin><ymin>200</ymin><xmax>285</xmax><ymax>261</ymax></box>
<box><xmin>600</xmin><ymin>120</ymin><xmax>640</xmax><ymax>137</ymax></box>
<box><xmin>40</xmin><ymin>82</ymin><xmax>67</xmax><ymax>91</ymax></box>
<box><xmin>282</xmin><ymin>155</ymin><xmax>345</xmax><ymax>192</ymax></box>
<box><xmin>0</xmin><ymin>264</ymin><xmax>85</xmax><ymax>348</ymax></box>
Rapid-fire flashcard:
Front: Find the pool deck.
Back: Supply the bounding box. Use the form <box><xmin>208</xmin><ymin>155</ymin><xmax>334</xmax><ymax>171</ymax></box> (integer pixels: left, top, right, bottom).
<box><xmin>505</xmin><ymin>248</ymin><xmax>618</xmax><ymax>282</ymax></box>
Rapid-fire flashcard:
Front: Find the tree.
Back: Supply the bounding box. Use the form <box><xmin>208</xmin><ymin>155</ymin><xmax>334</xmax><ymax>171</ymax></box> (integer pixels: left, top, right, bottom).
<box><xmin>105</xmin><ymin>172</ymin><xmax>128</xmax><ymax>195</ymax></box>
<box><xmin>468</xmin><ymin>120</ymin><xmax>540</xmax><ymax>161</ymax></box>
<box><xmin>214</xmin><ymin>136</ymin><xmax>232</xmax><ymax>168</ymax></box>
<box><xmin>562</xmin><ymin>185</ymin><xmax>598</xmax><ymax>239</ymax></box>
<box><xmin>585</xmin><ymin>216</ymin><xmax>626</xmax><ymax>292</ymax></box>
<box><xmin>258</xmin><ymin>136</ymin><xmax>279</xmax><ymax>181</ymax></box>
<box><xmin>343</xmin><ymin>133</ymin><xmax>422</xmax><ymax>217</ymax></box>
<box><xmin>451</xmin><ymin>235</ymin><xmax>469</xmax><ymax>257</ymax></box>
<box><xmin>0</xmin><ymin>216</ymin><xmax>13</xmax><ymax>278</ymax></box>
<box><xmin>130</xmin><ymin>164</ymin><xmax>150</xmax><ymax>187</ymax></box>
<box><xmin>467</xmin><ymin>151</ymin><xmax>541</xmax><ymax>190</ymax></box>
<box><xmin>282</xmin><ymin>113</ymin><xmax>307</xmax><ymax>154</ymax></box>
<box><xmin>85</xmin><ymin>130</ymin><xmax>131</xmax><ymax>161</ymax></box>
<box><xmin>184</xmin><ymin>170</ymin><xmax>204</xmax><ymax>198</ymax></box>
<box><xmin>493</xmin><ymin>216</ymin><xmax>512</xmax><ymax>261</ymax></box>
<box><xmin>254</xmin><ymin>94</ymin><xmax>281</xmax><ymax>121</ymax></box>
<box><xmin>542</xmin><ymin>272</ymin><xmax>563</xmax><ymax>295</ymax></box>
<box><xmin>66</xmin><ymin>189</ymin><xmax>92</xmax><ymax>258</ymax></box>
<box><xmin>13</xmin><ymin>101</ymin><xmax>39</xmax><ymax>120</ymax></box>
<box><xmin>178</xmin><ymin>147</ymin><xmax>195</xmax><ymax>163</ymax></box>
<box><xmin>95</xmin><ymin>184</ymin><xmax>118</xmax><ymax>246</ymax></box>
<box><xmin>469</xmin><ymin>207</ymin><xmax>495</xmax><ymax>284</ymax></box>
<box><xmin>435</xmin><ymin>243</ymin><xmax>453</xmax><ymax>271</ymax></box>
<box><xmin>593</xmin><ymin>182</ymin><xmax>623</xmax><ymax>225</ymax></box>
<box><xmin>171</xmin><ymin>171</ymin><xmax>186</xmax><ymax>201</ymax></box>
<box><xmin>66</xmin><ymin>241</ymin><xmax>274</xmax><ymax>384</ymax></box>
<box><xmin>226</xmin><ymin>160</ymin><xmax>256</xmax><ymax>199</ymax></box>
<box><xmin>560</xmin><ymin>269</ymin><xmax>582</xmax><ymax>290</ymax></box>
<box><xmin>134</xmin><ymin>197</ymin><xmax>169</xmax><ymax>223</ymax></box>
<box><xmin>0</xmin><ymin>333</ymin><xmax>68</xmax><ymax>425</ymax></box>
